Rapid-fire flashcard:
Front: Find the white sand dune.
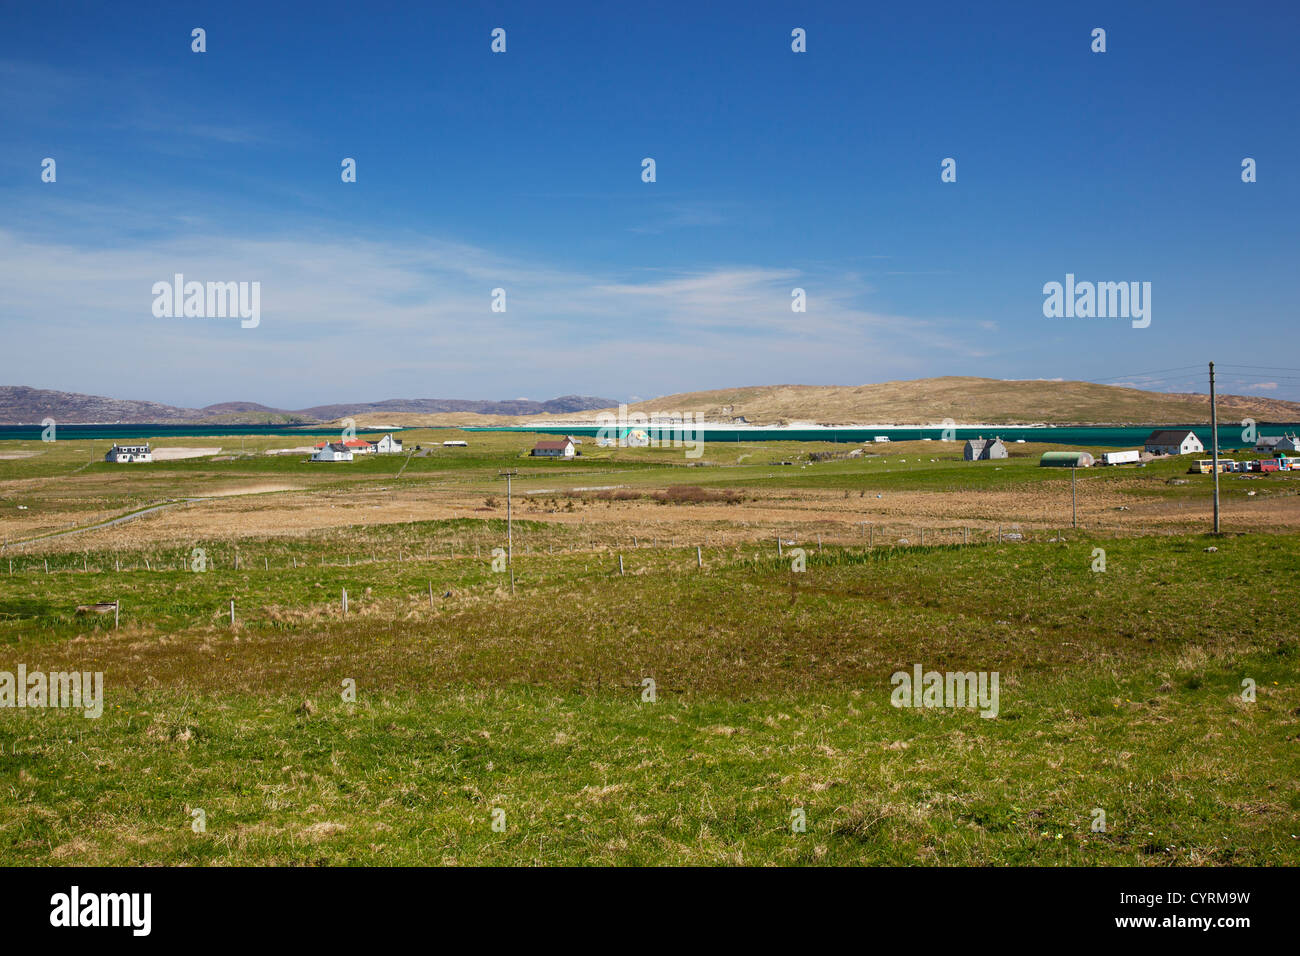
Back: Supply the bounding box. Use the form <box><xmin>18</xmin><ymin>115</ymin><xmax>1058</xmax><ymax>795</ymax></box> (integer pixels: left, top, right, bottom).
<box><xmin>151</xmin><ymin>447</ymin><xmax>221</xmax><ymax>461</ymax></box>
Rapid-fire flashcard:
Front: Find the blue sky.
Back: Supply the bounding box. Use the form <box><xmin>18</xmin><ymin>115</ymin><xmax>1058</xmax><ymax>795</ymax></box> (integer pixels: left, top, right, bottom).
<box><xmin>2</xmin><ymin>0</ymin><xmax>1298</xmax><ymax>408</ymax></box>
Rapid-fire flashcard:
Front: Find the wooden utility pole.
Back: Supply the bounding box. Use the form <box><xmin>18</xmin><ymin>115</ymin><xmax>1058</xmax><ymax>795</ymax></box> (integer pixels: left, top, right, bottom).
<box><xmin>1071</xmin><ymin>467</ymin><xmax>1077</xmax><ymax>529</ymax></box>
<box><xmin>499</xmin><ymin>471</ymin><xmax>518</xmax><ymax>594</ymax></box>
<box><xmin>1210</xmin><ymin>361</ymin><xmax>1221</xmax><ymax>534</ymax></box>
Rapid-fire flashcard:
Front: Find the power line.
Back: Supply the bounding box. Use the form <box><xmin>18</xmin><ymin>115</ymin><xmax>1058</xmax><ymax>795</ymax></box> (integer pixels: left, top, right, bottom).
<box><xmin>1217</xmin><ymin>364</ymin><xmax>1300</xmax><ymax>373</ymax></box>
<box><xmin>1087</xmin><ymin>364</ymin><xmax>1204</xmax><ymax>384</ymax></box>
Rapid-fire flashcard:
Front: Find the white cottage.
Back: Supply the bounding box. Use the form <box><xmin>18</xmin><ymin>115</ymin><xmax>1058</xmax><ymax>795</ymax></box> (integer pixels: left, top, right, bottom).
<box><xmin>963</xmin><ymin>438</ymin><xmax>1008</xmax><ymax>461</ymax></box>
<box><xmin>105</xmin><ymin>443</ymin><xmax>152</xmax><ymax>463</ymax></box>
<box><xmin>311</xmin><ymin>442</ymin><xmax>354</xmax><ymax>462</ymax></box>
<box><xmin>531</xmin><ymin>438</ymin><xmax>576</xmax><ymax>458</ymax></box>
<box><xmin>373</xmin><ymin>433</ymin><xmax>403</xmax><ymax>454</ymax></box>
<box><xmin>1143</xmin><ymin>430</ymin><xmax>1204</xmax><ymax>456</ymax></box>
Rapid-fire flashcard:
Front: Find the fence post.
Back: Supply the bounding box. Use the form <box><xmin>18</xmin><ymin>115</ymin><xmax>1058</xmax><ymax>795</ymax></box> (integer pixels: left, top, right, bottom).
<box><xmin>697</xmin><ymin>546</ymin><xmax>702</xmax><ymax>568</ymax></box>
<box><xmin>619</xmin><ymin>555</ymin><xmax>624</xmax><ymax>575</ymax></box>
<box><xmin>230</xmin><ymin>600</ymin><xmax>235</xmax><ymax>626</ymax></box>
<box><xmin>428</xmin><ymin>581</ymin><xmax>434</xmax><ymax>609</ymax></box>
<box><xmin>342</xmin><ymin>588</ymin><xmax>348</xmax><ymax>613</ymax></box>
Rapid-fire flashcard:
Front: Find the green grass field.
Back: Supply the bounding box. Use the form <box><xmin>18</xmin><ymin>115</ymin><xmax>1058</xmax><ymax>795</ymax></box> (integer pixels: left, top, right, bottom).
<box><xmin>0</xmin><ymin>431</ymin><xmax>1296</xmax><ymax>865</ymax></box>
<box><xmin>1</xmin><ymin>526</ymin><xmax>1296</xmax><ymax>864</ymax></box>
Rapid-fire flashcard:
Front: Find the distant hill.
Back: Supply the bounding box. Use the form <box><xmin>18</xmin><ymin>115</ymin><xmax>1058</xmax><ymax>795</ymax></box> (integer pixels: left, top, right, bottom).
<box><xmin>0</xmin><ymin>386</ymin><xmax>205</xmax><ymax>425</ymax></box>
<box><xmin>538</xmin><ymin>378</ymin><xmax>1300</xmax><ymax>426</ymax></box>
<box><xmin>297</xmin><ymin>395</ymin><xmax>617</xmax><ymax>420</ymax></box>
<box><xmin>0</xmin><ymin>386</ymin><xmax>616</xmax><ymax>425</ymax></box>
<box><xmin>4</xmin><ymin>380</ymin><xmax>1297</xmax><ymax>427</ymax></box>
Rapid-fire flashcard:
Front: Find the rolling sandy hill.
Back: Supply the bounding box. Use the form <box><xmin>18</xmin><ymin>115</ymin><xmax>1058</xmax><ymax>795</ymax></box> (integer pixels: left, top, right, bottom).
<box><xmin>517</xmin><ymin>378</ymin><xmax>1300</xmax><ymax>427</ymax></box>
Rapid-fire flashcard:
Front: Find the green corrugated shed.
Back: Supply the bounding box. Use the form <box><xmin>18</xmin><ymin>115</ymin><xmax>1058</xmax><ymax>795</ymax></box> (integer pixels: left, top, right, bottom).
<box><xmin>1040</xmin><ymin>451</ymin><xmax>1095</xmax><ymax>467</ymax></box>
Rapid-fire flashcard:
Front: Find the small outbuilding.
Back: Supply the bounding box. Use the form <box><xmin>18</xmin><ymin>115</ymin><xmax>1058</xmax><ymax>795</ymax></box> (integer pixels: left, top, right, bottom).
<box><xmin>963</xmin><ymin>437</ymin><xmax>1008</xmax><ymax>461</ymax></box>
<box><xmin>1040</xmin><ymin>451</ymin><xmax>1095</xmax><ymax>468</ymax></box>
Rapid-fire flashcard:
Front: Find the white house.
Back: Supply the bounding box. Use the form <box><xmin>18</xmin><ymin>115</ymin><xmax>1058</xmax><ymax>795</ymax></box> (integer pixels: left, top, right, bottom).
<box><xmin>105</xmin><ymin>443</ymin><xmax>152</xmax><ymax>463</ymax></box>
<box><xmin>313</xmin><ymin>438</ymin><xmax>373</xmax><ymax>455</ymax></box>
<box><xmin>1144</xmin><ymin>430</ymin><xmax>1204</xmax><ymax>456</ymax></box>
<box><xmin>373</xmin><ymin>433</ymin><xmax>403</xmax><ymax>454</ymax></box>
<box><xmin>531</xmin><ymin>438</ymin><xmax>576</xmax><ymax>458</ymax></box>
<box><xmin>1255</xmin><ymin>434</ymin><xmax>1300</xmax><ymax>453</ymax></box>
<box><xmin>442</xmin><ymin>440</ymin><xmax>468</xmax><ymax>447</ymax></box>
<box><xmin>963</xmin><ymin>438</ymin><xmax>1008</xmax><ymax>461</ymax></box>
<box><xmin>311</xmin><ymin>442</ymin><xmax>354</xmax><ymax>462</ymax></box>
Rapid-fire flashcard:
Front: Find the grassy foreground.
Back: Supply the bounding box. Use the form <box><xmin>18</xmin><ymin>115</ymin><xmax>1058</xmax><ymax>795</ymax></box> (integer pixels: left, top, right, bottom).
<box><xmin>1</xmin><ymin>531</ymin><xmax>1296</xmax><ymax>865</ymax></box>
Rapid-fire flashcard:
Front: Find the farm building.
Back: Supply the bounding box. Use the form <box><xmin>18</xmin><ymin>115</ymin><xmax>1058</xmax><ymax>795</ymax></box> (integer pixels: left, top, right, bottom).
<box><xmin>373</xmin><ymin>434</ymin><xmax>403</xmax><ymax>454</ymax></box>
<box><xmin>963</xmin><ymin>438</ymin><xmax>1008</xmax><ymax>461</ymax></box>
<box><xmin>1040</xmin><ymin>451</ymin><xmax>1094</xmax><ymax>468</ymax></box>
<box><xmin>1102</xmin><ymin>449</ymin><xmax>1142</xmax><ymax>466</ymax></box>
<box><xmin>105</xmin><ymin>443</ymin><xmax>152</xmax><ymax>463</ymax></box>
<box><xmin>313</xmin><ymin>438</ymin><xmax>374</xmax><ymax>454</ymax></box>
<box><xmin>311</xmin><ymin>442</ymin><xmax>354</xmax><ymax>462</ymax></box>
<box><xmin>1144</xmin><ymin>429</ymin><xmax>1204</xmax><ymax>456</ymax></box>
<box><xmin>442</xmin><ymin>440</ymin><xmax>468</xmax><ymax>447</ymax></box>
<box><xmin>1255</xmin><ymin>434</ymin><xmax>1300</xmax><ymax>453</ymax></box>
<box><xmin>531</xmin><ymin>438</ymin><xmax>576</xmax><ymax>458</ymax></box>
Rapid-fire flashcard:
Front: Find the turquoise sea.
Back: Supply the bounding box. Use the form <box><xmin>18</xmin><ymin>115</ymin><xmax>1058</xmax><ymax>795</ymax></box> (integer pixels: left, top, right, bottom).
<box><xmin>1</xmin><ymin>422</ymin><xmax>1295</xmax><ymax>451</ymax></box>
<box><xmin>465</xmin><ymin>423</ymin><xmax>1300</xmax><ymax>452</ymax></box>
<box><xmin>0</xmin><ymin>424</ymin><xmax>377</xmax><ymax>441</ymax></box>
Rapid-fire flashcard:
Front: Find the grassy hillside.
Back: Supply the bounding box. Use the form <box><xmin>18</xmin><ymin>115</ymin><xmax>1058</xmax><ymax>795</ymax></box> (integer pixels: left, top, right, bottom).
<box><xmin>519</xmin><ymin>378</ymin><xmax>1300</xmax><ymax>426</ymax></box>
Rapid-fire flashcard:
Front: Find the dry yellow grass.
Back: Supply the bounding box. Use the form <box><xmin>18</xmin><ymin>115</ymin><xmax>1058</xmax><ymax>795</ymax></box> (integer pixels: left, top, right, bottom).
<box><xmin>362</xmin><ymin>378</ymin><xmax>1300</xmax><ymax>427</ymax></box>
<box><xmin>595</xmin><ymin>378</ymin><xmax>1300</xmax><ymax>426</ymax></box>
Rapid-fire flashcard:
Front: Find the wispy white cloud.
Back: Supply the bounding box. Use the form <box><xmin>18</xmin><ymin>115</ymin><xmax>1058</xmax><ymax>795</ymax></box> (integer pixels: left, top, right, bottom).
<box><xmin>0</xmin><ymin>218</ymin><xmax>984</xmax><ymax>407</ymax></box>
